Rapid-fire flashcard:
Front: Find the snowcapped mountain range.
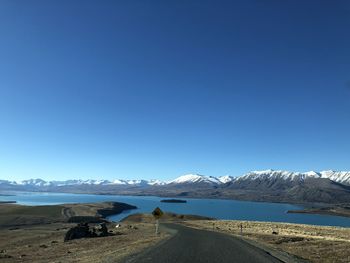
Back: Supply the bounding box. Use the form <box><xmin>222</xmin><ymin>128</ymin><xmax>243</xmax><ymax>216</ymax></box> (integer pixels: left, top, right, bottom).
<box><xmin>2</xmin><ymin>169</ymin><xmax>350</xmax><ymax>204</ymax></box>
<box><xmin>10</xmin><ymin>178</ymin><xmax>166</xmax><ymax>187</ymax></box>
<box><xmin>238</xmin><ymin>170</ymin><xmax>350</xmax><ymax>185</ymax></box>
<box><xmin>1</xmin><ymin>170</ymin><xmax>350</xmax><ymax>187</ymax></box>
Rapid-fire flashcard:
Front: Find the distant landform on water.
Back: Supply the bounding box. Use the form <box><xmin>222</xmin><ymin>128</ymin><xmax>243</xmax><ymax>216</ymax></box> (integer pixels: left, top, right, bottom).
<box><xmin>161</xmin><ymin>199</ymin><xmax>187</xmax><ymax>203</ymax></box>
<box><xmin>1</xmin><ymin>170</ymin><xmax>350</xmax><ymax>205</ymax></box>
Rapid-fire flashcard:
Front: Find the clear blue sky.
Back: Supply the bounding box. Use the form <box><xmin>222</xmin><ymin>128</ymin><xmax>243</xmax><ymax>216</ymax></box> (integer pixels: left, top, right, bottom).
<box><xmin>0</xmin><ymin>0</ymin><xmax>349</xmax><ymax>181</ymax></box>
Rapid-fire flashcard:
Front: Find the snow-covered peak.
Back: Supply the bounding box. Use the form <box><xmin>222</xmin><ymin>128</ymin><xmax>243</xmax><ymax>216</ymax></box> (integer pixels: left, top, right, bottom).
<box><xmin>242</xmin><ymin>170</ymin><xmax>293</xmax><ymax>179</ymax></box>
<box><xmin>18</xmin><ymin>178</ymin><xmax>50</xmax><ymax>186</ymax></box>
<box><xmin>218</xmin><ymin>175</ymin><xmax>236</xmax><ymax>184</ymax></box>
<box><xmin>111</xmin><ymin>179</ymin><xmax>128</xmax><ymax>185</ymax></box>
<box><xmin>235</xmin><ymin>169</ymin><xmax>350</xmax><ymax>184</ymax></box>
<box><xmin>239</xmin><ymin>170</ymin><xmax>320</xmax><ymax>182</ymax></box>
<box><xmin>304</xmin><ymin>171</ymin><xmax>320</xmax><ymax>177</ymax></box>
<box><xmin>320</xmin><ymin>170</ymin><xmax>350</xmax><ymax>185</ymax></box>
<box><xmin>126</xmin><ymin>179</ymin><xmax>148</xmax><ymax>185</ymax></box>
<box><xmin>168</xmin><ymin>174</ymin><xmax>221</xmax><ymax>184</ymax></box>
<box><xmin>147</xmin><ymin>179</ymin><xmax>166</xmax><ymax>186</ymax></box>
<box><xmin>250</xmin><ymin>169</ymin><xmax>275</xmax><ymax>174</ymax></box>
<box><xmin>81</xmin><ymin>179</ymin><xmax>111</xmax><ymax>185</ymax></box>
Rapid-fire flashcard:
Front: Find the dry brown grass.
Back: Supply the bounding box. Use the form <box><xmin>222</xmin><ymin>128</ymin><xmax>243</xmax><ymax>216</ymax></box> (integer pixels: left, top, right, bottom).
<box><xmin>0</xmin><ymin>204</ymin><xmax>65</xmax><ymax>227</ymax></box>
<box><xmin>0</xmin><ymin>222</ymin><xmax>168</xmax><ymax>263</ymax></box>
<box><xmin>0</xmin><ymin>202</ymin><xmax>130</xmax><ymax>228</ymax></box>
<box><xmin>122</xmin><ymin>212</ymin><xmax>213</xmax><ymax>224</ymax></box>
<box><xmin>0</xmin><ymin>204</ymin><xmax>168</xmax><ymax>262</ymax></box>
<box><xmin>182</xmin><ymin>220</ymin><xmax>350</xmax><ymax>263</ymax></box>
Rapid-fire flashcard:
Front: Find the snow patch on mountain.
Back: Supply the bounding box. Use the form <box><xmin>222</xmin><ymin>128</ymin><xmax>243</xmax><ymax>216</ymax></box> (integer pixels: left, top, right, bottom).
<box><xmin>238</xmin><ymin>170</ymin><xmax>321</xmax><ymax>182</ymax></box>
<box><xmin>147</xmin><ymin>179</ymin><xmax>166</xmax><ymax>186</ymax></box>
<box><xmin>167</xmin><ymin>174</ymin><xmax>222</xmax><ymax>184</ymax></box>
<box><xmin>18</xmin><ymin>179</ymin><xmax>50</xmax><ymax>187</ymax></box>
<box><xmin>218</xmin><ymin>175</ymin><xmax>236</xmax><ymax>183</ymax></box>
<box><xmin>111</xmin><ymin>179</ymin><xmax>128</xmax><ymax>185</ymax></box>
<box><xmin>320</xmin><ymin>170</ymin><xmax>350</xmax><ymax>185</ymax></box>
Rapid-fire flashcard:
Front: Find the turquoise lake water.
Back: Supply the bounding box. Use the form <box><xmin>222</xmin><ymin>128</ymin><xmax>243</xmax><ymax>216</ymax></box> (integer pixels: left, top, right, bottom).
<box><xmin>1</xmin><ymin>192</ymin><xmax>350</xmax><ymax>227</ymax></box>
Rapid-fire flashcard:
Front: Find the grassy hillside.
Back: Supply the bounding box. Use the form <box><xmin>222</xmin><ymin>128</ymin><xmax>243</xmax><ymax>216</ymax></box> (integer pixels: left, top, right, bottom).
<box><xmin>0</xmin><ymin>205</ymin><xmax>65</xmax><ymax>227</ymax></box>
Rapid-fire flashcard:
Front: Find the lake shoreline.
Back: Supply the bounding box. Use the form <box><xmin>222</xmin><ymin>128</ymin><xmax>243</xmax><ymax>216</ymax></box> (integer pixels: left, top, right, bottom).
<box><xmin>1</xmin><ymin>189</ymin><xmax>331</xmax><ymax>207</ymax></box>
<box><xmin>0</xmin><ymin>202</ymin><xmax>137</xmax><ymax>228</ymax></box>
<box><xmin>288</xmin><ymin>205</ymin><xmax>350</xmax><ymax>218</ymax></box>
<box><xmin>2</xmin><ymin>191</ymin><xmax>350</xmax><ymax>227</ymax></box>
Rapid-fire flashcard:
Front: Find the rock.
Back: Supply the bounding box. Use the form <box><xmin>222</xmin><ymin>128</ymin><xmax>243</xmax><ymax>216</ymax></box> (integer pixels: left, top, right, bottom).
<box><xmin>100</xmin><ymin>223</ymin><xmax>108</xmax><ymax>236</ymax></box>
<box><xmin>64</xmin><ymin>223</ymin><xmax>91</xmax><ymax>242</ymax></box>
<box><xmin>64</xmin><ymin>222</ymin><xmax>111</xmax><ymax>242</ymax></box>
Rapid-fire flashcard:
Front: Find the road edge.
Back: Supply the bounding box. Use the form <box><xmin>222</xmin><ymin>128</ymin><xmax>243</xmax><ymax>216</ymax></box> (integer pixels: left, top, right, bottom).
<box><xmin>122</xmin><ymin>224</ymin><xmax>178</xmax><ymax>263</ymax></box>
<box><xmin>181</xmin><ymin>223</ymin><xmax>309</xmax><ymax>263</ymax></box>
<box><xmin>232</xmin><ymin>234</ymin><xmax>309</xmax><ymax>263</ymax></box>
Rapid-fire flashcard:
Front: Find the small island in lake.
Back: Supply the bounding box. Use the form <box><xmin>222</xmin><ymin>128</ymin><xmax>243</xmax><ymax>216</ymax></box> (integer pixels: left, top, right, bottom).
<box><xmin>160</xmin><ymin>199</ymin><xmax>187</xmax><ymax>203</ymax></box>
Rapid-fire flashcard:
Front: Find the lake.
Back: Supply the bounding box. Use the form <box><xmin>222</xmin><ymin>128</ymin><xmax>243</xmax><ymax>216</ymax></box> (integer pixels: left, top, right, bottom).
<box><xmin>1</xmin><ymin>191</ymin><xmax>350</xmax><ymax>227</ymax></box>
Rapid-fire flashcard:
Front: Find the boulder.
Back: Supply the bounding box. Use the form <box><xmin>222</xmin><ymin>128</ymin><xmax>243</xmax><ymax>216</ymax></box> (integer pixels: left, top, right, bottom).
<box><xmin>64</xmin><ymin>223</ymin><xmax>92</xmax><ymax>242</ymax></box>
<box><xmin>64</xmin><ymin>222</ymin><xmax>111</xmax><ymax>242</ymax></box>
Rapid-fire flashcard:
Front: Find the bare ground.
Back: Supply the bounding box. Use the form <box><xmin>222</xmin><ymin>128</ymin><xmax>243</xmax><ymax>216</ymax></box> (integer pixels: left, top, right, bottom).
<box><xmin>0</xmin><ymin>221</ymin><xmax>168</xmax><ymax>263</ymax></box>
<box><xmin>0</xmin><ymin>203</ymin><xmax>168</xmax><ymax>262</ymax></box>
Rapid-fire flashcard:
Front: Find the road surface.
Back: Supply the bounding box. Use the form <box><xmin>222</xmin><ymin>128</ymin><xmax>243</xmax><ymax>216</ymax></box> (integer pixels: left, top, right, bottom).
<box><xmin>127</xmin><ymin>223</ymin><xmax>283</xmax><ymax>263</ymax></box>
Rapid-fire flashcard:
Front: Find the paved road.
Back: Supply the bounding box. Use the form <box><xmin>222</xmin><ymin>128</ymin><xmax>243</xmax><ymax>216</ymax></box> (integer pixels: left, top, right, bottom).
<box><xmin>127</xmin><ymin>223</ymin><xmax>283</xmax><ymax>263</ymax></box>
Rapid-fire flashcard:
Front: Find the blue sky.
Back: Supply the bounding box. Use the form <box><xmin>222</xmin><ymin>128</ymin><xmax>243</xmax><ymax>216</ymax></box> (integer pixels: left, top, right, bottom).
<box><xmin>0</xmin><ymin>0</ymin><xmax>349</xmax><ymax>181</ymax></box>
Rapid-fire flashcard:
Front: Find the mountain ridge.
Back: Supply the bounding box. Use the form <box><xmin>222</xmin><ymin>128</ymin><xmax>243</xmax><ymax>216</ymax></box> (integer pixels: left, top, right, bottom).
<box><xmin>1</xmin><ymin>170</ymin><xmax>350</xmax><ymax>204</ymax></box>
<box><xmin>2</xmin><ymin>169</ymin><xmax>350</xmax><ymax>186</ymax></box>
